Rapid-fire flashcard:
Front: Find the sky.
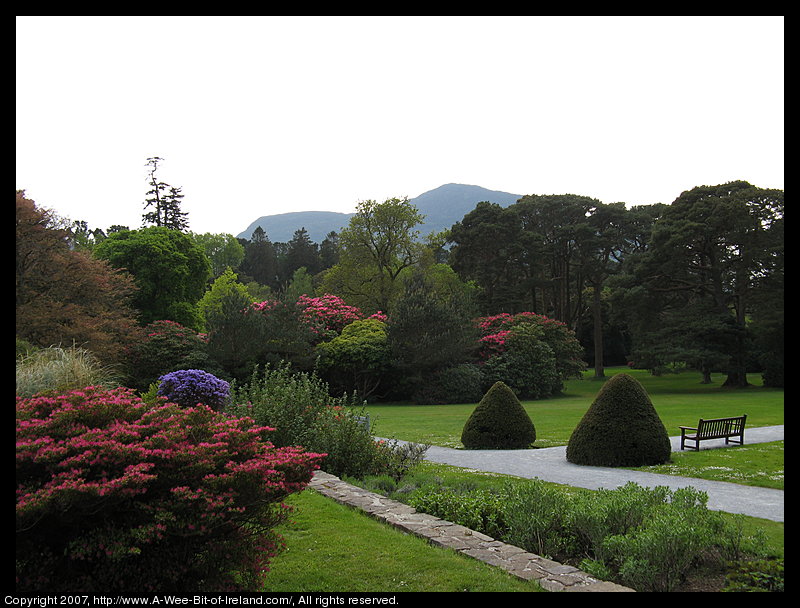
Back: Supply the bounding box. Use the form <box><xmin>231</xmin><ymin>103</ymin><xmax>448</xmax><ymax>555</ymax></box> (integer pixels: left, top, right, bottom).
<box><xmin>16</xmin><ymin>15</ymin><xmax>784</xmax><ymax>238</ymax></box>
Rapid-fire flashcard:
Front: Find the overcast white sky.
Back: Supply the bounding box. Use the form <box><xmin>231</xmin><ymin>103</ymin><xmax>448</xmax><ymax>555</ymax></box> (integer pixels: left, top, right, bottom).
<box><xmin>16</xmin><ymin>15</ymin><xmax>784</xmax><ymax>238</ymax></box>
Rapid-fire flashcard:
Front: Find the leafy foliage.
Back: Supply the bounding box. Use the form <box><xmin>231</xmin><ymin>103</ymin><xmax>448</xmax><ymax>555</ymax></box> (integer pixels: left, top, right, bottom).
<box><xmin>16</xmin><ymin>387</ymin><xmax>323</xmax><ymax>592</ymax></box>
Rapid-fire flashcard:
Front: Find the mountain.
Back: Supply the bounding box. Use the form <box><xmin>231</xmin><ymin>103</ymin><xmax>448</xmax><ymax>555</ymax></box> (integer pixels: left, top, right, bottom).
<box><xmin>236</xmin><ymin>183</ymin><xmax>522</xmax><ymax>243</ymax></box>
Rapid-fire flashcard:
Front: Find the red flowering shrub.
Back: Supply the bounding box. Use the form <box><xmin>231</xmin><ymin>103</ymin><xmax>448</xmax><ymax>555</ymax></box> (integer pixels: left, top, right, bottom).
<box><xmin>16</xmin><ymin>387</ymin><xmax>324</xmax><ymax>593</ymax></box>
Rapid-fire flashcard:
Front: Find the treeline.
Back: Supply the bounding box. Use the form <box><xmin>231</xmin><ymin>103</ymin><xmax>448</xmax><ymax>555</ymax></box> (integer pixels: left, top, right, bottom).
<box><xmin>16</xmin><ymin>178</ymin><xmax>783</xmax><ymax>401</ymax></box>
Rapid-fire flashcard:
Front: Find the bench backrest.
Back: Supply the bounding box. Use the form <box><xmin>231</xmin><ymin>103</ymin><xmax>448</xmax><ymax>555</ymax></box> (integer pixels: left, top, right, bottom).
<box><xmin>697</xmin><ymin>415</ymin><xmax>746</xmax><ymax>437</ymax></box>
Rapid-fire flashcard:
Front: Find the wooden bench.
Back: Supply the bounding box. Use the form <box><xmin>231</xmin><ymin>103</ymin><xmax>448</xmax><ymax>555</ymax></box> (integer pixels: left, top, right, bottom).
<box><xmin>679</xmin><ymin>415</ymin><xmax>747</xmax><ymax>451</ymax></box>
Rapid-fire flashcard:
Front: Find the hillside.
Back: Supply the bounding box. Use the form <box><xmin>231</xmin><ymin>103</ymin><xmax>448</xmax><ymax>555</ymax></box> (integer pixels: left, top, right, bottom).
<box><xmin>236</xmin><ymin>183</ymin><xmax>522</xmax><ymax>243</ymax></box>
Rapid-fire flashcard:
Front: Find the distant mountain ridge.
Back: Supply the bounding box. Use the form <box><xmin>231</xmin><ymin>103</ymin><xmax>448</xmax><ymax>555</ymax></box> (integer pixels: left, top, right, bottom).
<box><xmin>236</xmin><ymin>183</ymin><xmax>522</xmax><ymax>243</ymax></box>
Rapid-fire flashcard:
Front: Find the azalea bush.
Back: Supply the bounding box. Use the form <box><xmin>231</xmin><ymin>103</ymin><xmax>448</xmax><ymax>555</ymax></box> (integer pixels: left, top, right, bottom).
<box><xmin>16</xmin><ymin>386</ymin><xmax>324</xmax><ymax>593</ymax></box>
<box><xmin>157</xmin><ymin>369</ymin><xmax>230</xmax><ymax>410</ymax></box>
<box><xmin>297</xmin><ymin>293</ymin><xmax>387</xmax><ymax>342</ymax></box>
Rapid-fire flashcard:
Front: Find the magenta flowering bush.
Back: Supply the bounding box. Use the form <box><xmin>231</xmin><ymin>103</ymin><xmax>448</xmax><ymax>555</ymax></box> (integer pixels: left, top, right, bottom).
<box><xmin>16</xmin><ymin>386</ymin><xmax>324</xmax><ymax>593</ymax></box>
<box><xmin>297</xmin><ymin>293</ymin><xmax>387</xmax><ymax>341</ymax></box>
<box><xmin>474</xmin><ymin>312</ymin><xmax>586</xmax><ymax>398</ymax></box>
<box><xmin>157</xmin><ymin>369</ymin><xmax>230</xmax><ymax>410</ymax></box>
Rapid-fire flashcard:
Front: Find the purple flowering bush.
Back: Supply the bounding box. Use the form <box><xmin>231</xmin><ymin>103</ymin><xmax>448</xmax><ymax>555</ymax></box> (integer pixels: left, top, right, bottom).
<box><xmin>16</xmin><ymin>386</ymin><xmax>324</xmax><ymax>592</ymax></box>
<box><xmin>157</xmin><ymin>369</ymin><xmax>230</xmax><ymax>410</ymax></box>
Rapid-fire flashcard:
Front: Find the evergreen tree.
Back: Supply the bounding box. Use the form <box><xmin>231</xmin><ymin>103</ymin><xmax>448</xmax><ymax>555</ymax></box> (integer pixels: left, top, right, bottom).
<box><xmin>142</xmin><ymin>157</ymin><xmax>188</xmax><ymax>230</ymax></box>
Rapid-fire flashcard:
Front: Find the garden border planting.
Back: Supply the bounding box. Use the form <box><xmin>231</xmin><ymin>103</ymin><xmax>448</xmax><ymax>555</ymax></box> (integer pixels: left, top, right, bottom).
<box><xmin>308</xmin><ymin>470</ymin><xmax>634</xmax><ymax>592</ymax></box>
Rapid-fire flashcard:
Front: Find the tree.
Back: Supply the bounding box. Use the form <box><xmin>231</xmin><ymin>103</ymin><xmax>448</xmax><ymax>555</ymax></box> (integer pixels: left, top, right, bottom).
<box><xmin>94</xmin><ymin>226</ymin><xmax>211</xmax><ymax>330</ymax></box>
<box><xmin>448</xmin><ymin>202</ymin><xmax>526</xmax><ymax>314</ymax></box>
<box><xmin>387</xmin><ymin>268</ymin><xmax>478</xmax><ymax>380</ymax></box>
<box><xmin>16</xmin><ymin>191</ymin><xmax>141</xmax><ymax>365</ymax></box>
<box><xmin>461</xmin><ymin>381</ymin><xmax>536</xmax><ymax>449</ymax></box>
<box><xmin>285</xmin><ymin>227</ymin><xmax>321</xmax><ymax>278</ymax></box>
<box><xmin>191</xmin><ymin>232</ymin><xmax>245</xmax><ymax>278</ymax></box>
<box><xmin>617</xmin><ymin>181</ymin><xmax>783</xmax><ymax>387</ymax></box>
<box><xmin>142</xmin><ymin>157</ymin><xmax>188</xmax><ymax>230</ymax></box>
<box><xmin>315</xmin><ymin>318</ymin><xmax>391</xmax><ymax>399</ymax></box>
<box><xmin>239</xmin><ymin>227</ymin><xmax>279</xmax><ymax>288</ymax></box>
<box><xmin>323</xmin><ymin>197</ymin><xmax>425</xmax><ymax>314</ymax></box>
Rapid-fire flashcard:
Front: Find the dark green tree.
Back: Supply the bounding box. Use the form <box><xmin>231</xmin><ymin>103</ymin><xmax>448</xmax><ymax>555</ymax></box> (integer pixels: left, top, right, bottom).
<box><xmin>142</xmin><ymin>157</ymin><xmax>189</xmax><ymax>230</ymax></box>
<box><xmin>616</xmin><ymin>181</ymin><xmax>783</xmax><ymax>387</ymax></box>
<box><xmin>387</xmin><ymin>268</ymin><xmax>478</xmax><ymax>380</ymax></box>
<box><xmin>239</xmin><ymin>227</ymin><xmax>279</xmax><ymax>289</ymax></box>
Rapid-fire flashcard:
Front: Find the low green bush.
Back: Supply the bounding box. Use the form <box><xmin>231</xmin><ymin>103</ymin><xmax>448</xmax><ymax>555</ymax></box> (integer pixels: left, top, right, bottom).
<box><xmin>724</xmin><ymin>559</ymin><xmax>784</xmax><ymax>592</ymax></box>
<box><xmin>226</xmin><ymin>363</ymin><xmax>387</xmax><ymax>479</ymax></box>
<box><xmin>396</xmin><ymin>479</ymin><xmax>770</xmax><ymax>592</ymax></box>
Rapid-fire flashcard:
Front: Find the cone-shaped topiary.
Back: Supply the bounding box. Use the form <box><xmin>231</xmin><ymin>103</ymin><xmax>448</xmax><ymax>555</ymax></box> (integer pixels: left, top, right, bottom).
<box><xmin>461</xmin><ymin>381</ymin><xmax>536</xmax><ymax>449</ymax></box>
<box><xmin>566</xmin><ymin>373</ymin><xmax>671</xmax><ymax>467</ymax></box>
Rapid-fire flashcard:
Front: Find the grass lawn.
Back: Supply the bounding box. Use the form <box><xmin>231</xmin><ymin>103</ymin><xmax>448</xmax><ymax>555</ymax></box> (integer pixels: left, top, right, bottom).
<box><xmin>365</xmin><ymin>367</ymin><xmax>784</xmax><ymax>449</ymax></box>
<box><xmin>264</xmin><ymin>367</ymin><xmax>783</xmax><ymax>592</ymax></box>
<box><xmin>264</xmin><ymin>488</ymin><xmax>542</xmax><ymax>592</ymax></box>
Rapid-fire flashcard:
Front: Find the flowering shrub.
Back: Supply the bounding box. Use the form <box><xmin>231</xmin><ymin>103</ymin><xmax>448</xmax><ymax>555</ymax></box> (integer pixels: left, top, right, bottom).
<box><xmin>474</xmin><ymin>312</ymin><xmax>586</xmax><ymax>398</ymax></box>
<box><xmin>16</xmin><ymin>387</ymin><xmax>324</xmax><ymax>593</ymax></box>
<box><xmin>157</xmin><ymin>369</ymin><xmax>230</xmax><ymax>410</ymax></box>
<box><xmin>297</xmin><ymin>294</ymin><xmax>387</xmax><ymax>341</ymax></box>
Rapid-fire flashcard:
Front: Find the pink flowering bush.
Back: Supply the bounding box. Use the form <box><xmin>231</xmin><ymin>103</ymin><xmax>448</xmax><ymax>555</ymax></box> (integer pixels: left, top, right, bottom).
<box><xmin>475</xmin><ymin>312</ymin><xmax>586</xmax><ymax>398</ymax></box>
<box><xmin>16</xmin><ymin>386</ymin><xmax>324</xmax><ymax>593</ymax></box>
<box><xmin>296</xmin><ymin>294</ymin><xmax>387</xmax><ymax>342</ymax></box>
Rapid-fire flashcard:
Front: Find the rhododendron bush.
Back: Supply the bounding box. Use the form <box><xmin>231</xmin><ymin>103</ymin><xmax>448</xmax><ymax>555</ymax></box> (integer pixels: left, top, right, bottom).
<box><xmin>475</xmin><ymin>312</ymin><xmax>586</xmax><ymax>399</ymax></box>
<box><xmin>16</xmin><ymin>387</ymin><xmax>324</xmax><ymax>593</ymax></box>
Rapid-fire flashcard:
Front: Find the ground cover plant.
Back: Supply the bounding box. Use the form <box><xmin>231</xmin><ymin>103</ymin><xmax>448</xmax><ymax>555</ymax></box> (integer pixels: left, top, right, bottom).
<box><xmin>345</xmin><ymin>462</ymin><xmax>783</xmax><ymax>593</ymax></box>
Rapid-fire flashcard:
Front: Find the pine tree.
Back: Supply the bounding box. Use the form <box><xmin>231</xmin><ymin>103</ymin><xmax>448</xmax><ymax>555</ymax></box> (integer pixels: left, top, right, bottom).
<box><xmin>142</xmin><ymin>157</ymin><xmax>188</xmax><ymax>230</ymax></box>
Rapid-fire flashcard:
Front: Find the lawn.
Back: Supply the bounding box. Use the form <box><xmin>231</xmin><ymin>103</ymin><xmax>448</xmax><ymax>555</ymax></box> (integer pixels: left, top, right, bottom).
<box><xmin>364</xmin><ymin>367</ymin><xmax>784</xmax><ymax>448</ymax></box>
<box><xmin>264</xmin><ymin>367</ymin><xmax>783</xmax><ymax>592</ymax></box>
<box><xmin>264</xmin><ymin>488</ymin><xmax>542</xmax><ymax>592</ymax></box>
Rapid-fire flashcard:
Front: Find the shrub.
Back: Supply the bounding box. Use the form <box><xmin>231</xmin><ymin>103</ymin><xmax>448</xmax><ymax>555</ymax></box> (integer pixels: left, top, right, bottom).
<box><xmin>157</xmin><ymin>369</ymin><xmax>230</xmax><ymax>410</ymax></box>
<box><xmin>566</xmin><ymin>373</ymin><xmax>671</xmax><ymax>467</ymax></box>
<box><xmin>480</xmin><ymin>326</ymin><xmax>563</xmax><ymax>399</ymax></box>
<box><xmin>16</xmin><ymin>386</ymin><xmax>324</xmax><ymax>592</ymax></box>
<box><xmin>227</xmin><ymin>364</ymin><xmax>384</xmax><ymax>479</ymax></box>
<box><xmin>412</xmin><ymin>363</ymin><xmax>486</xmax><ymax>404</ymax></box>
<box><xmin>124</xmin><ymin>320</ymin><xmax>216</xmax><ymax>391</ymax></box>
<box><xmin>16</xmin><ymin>345</ymin><xmax>122</xmax><ymax>398</ymax></box>
<box><xmin>724</xmin><ymin>559</ymin><xmax>784</xmax><ymax>592</ymax></box>
<box><xmin>461</xmin><ymin>381</ymin><xmax>536</xmax><ymax>449</ymax></box>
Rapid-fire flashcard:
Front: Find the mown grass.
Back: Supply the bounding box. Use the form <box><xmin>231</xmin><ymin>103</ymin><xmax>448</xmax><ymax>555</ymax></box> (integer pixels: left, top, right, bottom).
<box><xmin>628</xmin><ymin>440</ymin><xmax>784</xmax><ymax>490</ymax></box>
<box><xmin>264</xmin><ymin>488</ymin><xmax>542</xmax><ymax>592</ymax></box>
<box><xmin>265</xmin><ymin>366</ymin><xmax>783</xmax><ymax>592</ymax></box>
<box><xmin>365</xmin><ymin>367</ymin><xmax>784</xmax><ymax>449</ymax></box>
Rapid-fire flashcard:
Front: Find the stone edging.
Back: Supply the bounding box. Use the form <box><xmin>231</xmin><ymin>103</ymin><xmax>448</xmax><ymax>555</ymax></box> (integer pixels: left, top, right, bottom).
<box><xmin>308</xmin><ymin>470</ymin><xmax>634</xmax><ymax>592</ymax></box>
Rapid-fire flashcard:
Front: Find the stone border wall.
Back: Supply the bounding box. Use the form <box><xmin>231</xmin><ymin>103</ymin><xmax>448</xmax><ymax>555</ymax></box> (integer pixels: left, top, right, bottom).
<box><xmin>308</xmin><ymin>471</ymin><xmax>634</xmax><ymax>592</ymax></box>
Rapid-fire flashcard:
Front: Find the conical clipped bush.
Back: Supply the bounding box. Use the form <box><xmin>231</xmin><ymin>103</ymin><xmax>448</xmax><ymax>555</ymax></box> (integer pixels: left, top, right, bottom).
<box><xmin>566</xmin><ymin>373</ymin><xmax>671</xmax><ymax>467</ymax></box>
<box><xmin>461</xmin><ymin>381</ymin><xmax>536</xmax><ymax>449</ymax></box>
